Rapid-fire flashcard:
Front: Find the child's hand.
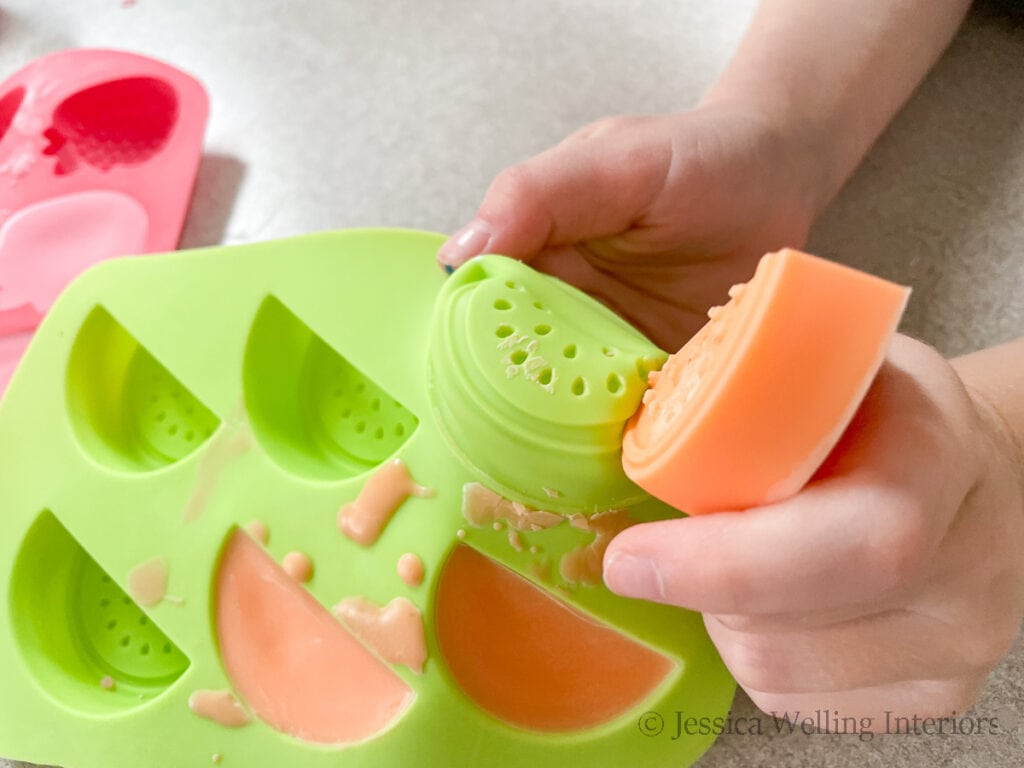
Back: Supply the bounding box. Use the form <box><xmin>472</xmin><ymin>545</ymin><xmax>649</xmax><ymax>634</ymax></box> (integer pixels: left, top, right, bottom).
<box><xmin>603</xmin><ymin>334</ymin><xmax>1024</xmax><ymax>724</ymax></box>
<box><xmin>437</xmin><ymin>103</ymin><xmax>820</xmax><ymax>351</ymax></box>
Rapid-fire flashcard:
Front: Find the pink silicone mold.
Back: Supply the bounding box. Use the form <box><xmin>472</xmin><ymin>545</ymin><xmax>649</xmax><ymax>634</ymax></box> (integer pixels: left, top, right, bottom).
<box><xmin>0</xmin><ymin>49</ymin><xmax>208</xmax><ymax>393</ymax></box>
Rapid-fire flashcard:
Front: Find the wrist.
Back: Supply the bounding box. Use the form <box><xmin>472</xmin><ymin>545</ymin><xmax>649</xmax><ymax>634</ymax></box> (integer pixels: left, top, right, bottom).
<box><xmin>695</xmin><ymin>88</ymin><xmax>836</xmax><ymax>219</ymax></box>
<box><xmin>953</xmin><ymin>363</ymin><xmax>1024</xmax><ymax>502</ymax></box>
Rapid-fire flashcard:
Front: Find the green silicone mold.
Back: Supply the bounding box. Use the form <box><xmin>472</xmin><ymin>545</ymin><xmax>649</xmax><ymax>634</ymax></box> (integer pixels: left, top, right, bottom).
<box><xmin>10</xmin><ymin>511</ymin><xmax>189</xmax><ymax>714</ymax></box>
<box><xmin>244</xmin><ymin>296</ymin><xmax>419</xmax><ymax>480</ymax></box>
<box><xmin>429</xmin><ymin>256</ymin><xmax>666</xmax><ymax>512</ymax></box>
<box><xmin>67</xmin><ymin>306</ymin><xmax>220</xmax><ymax>471</ymax></box>
<box><xmin>0</xmin><ymin>229</ymin><xmax>734</xmax><ymax>768</ymax></box>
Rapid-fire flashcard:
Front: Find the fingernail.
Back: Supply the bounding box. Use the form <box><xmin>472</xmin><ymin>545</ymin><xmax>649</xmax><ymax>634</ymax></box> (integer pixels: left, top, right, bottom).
<box><xmin>603</xmin><ymin>552</ymin><xmax>666</xmax><ymax>601</ymax></box>
<box><xmin>437</xmin><ymin>219</ymin><xmax>492</xmax><ymax>269</ymax></box>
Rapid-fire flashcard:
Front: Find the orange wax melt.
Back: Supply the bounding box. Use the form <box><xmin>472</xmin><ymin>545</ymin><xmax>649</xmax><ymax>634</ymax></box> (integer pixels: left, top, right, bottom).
<box><xmin>435</xmin><ymin>545</ymin><xmax>674</xmax><ymax>732</ymax></box>
<box><xmin>623</xmin><ymin>248</ymin><xmax>909</xmax><ymax>514</ymax></box>
<box><xmin>215</xmin><ymin>532</ymin><xmax>413</xmax><ymax>744</ymax></box>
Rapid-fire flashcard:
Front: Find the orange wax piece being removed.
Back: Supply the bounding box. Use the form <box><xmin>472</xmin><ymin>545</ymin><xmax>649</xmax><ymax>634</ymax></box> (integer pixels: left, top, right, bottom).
<box><xmin>435</xmin><ymin>545</ymin><xmax>674</xmax><ymax>732</ymax></box>
<box><xmin>215</xmin><ymin>531</ymin><xmax>414</xmax><ymax>744</ymax></box>
<box><xmin>623</xmin><ymin>248</ymin><xmax>910</xmax><ymax>514</ymax></box>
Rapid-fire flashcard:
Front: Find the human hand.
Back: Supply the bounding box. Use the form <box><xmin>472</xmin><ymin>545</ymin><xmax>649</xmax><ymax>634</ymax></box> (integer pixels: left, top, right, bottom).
<box><xmin>603</xmin><ymin>334</ymin><xmax>1024</xmax><ymax>725</ymax></box>
<box><xmin>437</xmin><ymin>102</ymin><xmax>822</xmax><ymax>351</ymax></box>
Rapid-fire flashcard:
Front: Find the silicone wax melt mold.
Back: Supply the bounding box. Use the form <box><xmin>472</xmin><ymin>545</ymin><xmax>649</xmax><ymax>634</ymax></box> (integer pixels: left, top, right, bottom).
<box><xmin>0</xmin><ymin>229</ymin><xmax>733</xmax><ymax>768</ymax></box>
<box><xmin>0</xmin><ymin>49</ymin><xmax>208</xmax><ymax>393</ymax></box>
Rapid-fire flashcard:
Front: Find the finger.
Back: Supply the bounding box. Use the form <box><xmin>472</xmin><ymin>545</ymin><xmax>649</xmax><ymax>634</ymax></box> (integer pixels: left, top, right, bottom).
<box><xmin>704</xmin><ymin>609</ymin><xmax>990</xmax><ymax>695</ymax></box>
<box><xmin>603</xmin><ymin>480</ymin><xmax>930</xmax><ymax>616</ymax></box>
<box><xmin>743</xmin><ymin>675</ymin><xmax>987</xmax><ymax>731</ymax></box>
<box><xmin>604</xmin><ymin>341</ymin><xmax>978</xmax><ymax>615</ymax></box>
<box><xmin>436</xmin><ymin>116</ymin><xmax>672</xmax><ymax>270</ymax></box>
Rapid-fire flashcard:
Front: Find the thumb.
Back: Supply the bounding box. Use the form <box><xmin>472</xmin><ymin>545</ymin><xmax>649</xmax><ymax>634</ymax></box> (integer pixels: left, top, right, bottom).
<box><xmin>436</xmin><ymin>116</ymin><xmax>674</xmax><ymax>271</ymax></box>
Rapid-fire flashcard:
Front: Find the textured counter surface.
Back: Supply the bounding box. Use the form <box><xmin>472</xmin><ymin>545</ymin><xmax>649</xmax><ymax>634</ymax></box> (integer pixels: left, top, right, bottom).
<box><xmin>0</xmin><ymin>1</ymin><xmax>1021</xmax><ymax>766</ymax></box>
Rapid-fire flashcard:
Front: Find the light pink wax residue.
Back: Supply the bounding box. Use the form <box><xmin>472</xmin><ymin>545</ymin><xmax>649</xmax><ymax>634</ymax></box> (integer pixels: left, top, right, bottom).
<box><xmin>559</xmin><ymin>509</ymin><xmax>634</xmax><ymax>587</ymax></box>
<box><xmin>461</xmin><ymin>483</ymin><xmax>562</xmax><ymax>532</ymax></box>
<box><xmin>184</xmin><ymin>412</ymin><xmax>252</xmax><ymax>522</ymax></box>
<box><xmin>188</xmin><ymin>689</ymin><xmax>251</xmax><ymax>729</ymax></box>
<box><xmin>334</xmin><ymin>597</ymin><xmax>427</xmax><ymax>674</ymax></box>
<box><xmin>244</xmin><ymin>520</ymin><xmax>269</xmax><ymax>545</ymax></box>
<box><xmin>127</xmin><ymin>557</ymin><xmax>168</xmax><ymax>607</ymax></box>
<box><xmin>397</xmin><ymin>553</ymin><xmax>424</xmax><ymax>587</ymax></box>
<box><xmin>282</xmin><ymin>552</ymin><xmax>313</xmax><ymax>583</ymax></box>
<box><xmin>338</xmin><ymin>459</ymin><xmax>434</xmax><ymax>546</ymax></box>
<box><xmin>100</xmin><ymin>675</ymin><xmax>116</xmax><ymax>691</ymax></box>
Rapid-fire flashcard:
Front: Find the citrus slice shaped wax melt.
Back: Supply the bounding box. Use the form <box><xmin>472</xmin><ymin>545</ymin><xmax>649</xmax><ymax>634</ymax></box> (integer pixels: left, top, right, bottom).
<box><xmin>622</xmin><ymin>248</ymin><xmax>910</xmax><ymax>514</ymax></box>
<box><xmin>436</xmin><ymin>544</ymin><xmax>674</xmax><ymax>732</ymax></box>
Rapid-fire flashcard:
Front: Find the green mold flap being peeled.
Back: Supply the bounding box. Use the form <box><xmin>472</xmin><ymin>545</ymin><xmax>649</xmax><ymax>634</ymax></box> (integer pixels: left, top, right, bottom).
<box><xmin>430</xmin><ymin>255</ymin><xmax>667</xmax><ymax>513</ymax></box>
<box><xmin>0</xmin><ymin>229</ymin><xmax>734</xmax><ymax>768</ymax></box>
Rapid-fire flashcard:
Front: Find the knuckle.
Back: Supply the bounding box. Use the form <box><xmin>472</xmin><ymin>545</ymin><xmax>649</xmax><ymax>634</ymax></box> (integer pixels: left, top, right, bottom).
<box><xmin>698</xmin><ymin>556</ymin><xmax>758</xmax><ymax>613</ymax></box>
<box><xmin>568</xmin><ymin>114</ymin><xmax>639</xmax><ymax>142</ymax></box>
<box><xmin>866</xmin><ymin>504</ymin><xmax>932</xmax><ymax>594</ymax></box>
<box><xmin>712</xmin><ymin>626</ymin><xmax>794</xmax><ymax>694</ymax></box>
<box><xmin>490</xmin><ymin>162</ymin><xmax>539</xmax><ymax>201</ymax></box>
<box><xmin>955</xmin><ymin>614</ymin><xmax>1019</xmax><ymax>672</ymax></box>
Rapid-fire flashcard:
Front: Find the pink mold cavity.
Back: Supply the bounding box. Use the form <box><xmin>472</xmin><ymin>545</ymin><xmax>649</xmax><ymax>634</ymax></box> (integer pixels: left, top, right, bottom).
<box><xmin>44</xmin><ymin>77</ymin><xmax>178</xmax><ymax>175</ymax></box>
<box><xmin>0</xmin><ymin>49</ymin><xmax>208</xmax><ymax>400</ymax></box>
<box><xmin>0</xmin><ymin>87</ymin><xmax>25</xmax><ymax>146</ymax></box>
<box><xmin>0</xmin><ymin>332</ymin><xmax>31</xmax><ymax>392</ymax></box>
<box><xmin>0</xmin><ymin>191</ymin><xmax>148</xmax><ymax>313</ymax></box>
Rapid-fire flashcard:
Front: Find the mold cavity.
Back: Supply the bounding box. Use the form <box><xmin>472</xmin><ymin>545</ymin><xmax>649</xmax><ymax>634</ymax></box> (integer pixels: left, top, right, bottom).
<box><xmin>606</xmin><ymin>373</ymin><xmax>624</xmax><ymax>394</ymax></box>
<box><xmin>504</xmin><ymin>280</ymin><xmax>519</xmax><ymax>290</ymax></box>
<box><xmin>602</xmin><ymin>346</ymin><xmax>617</xmax><ymax>357</ymax></box>
<box><xmin>571</xmin><ymin>377</ymin><xmax>587</xmax><ymax>396</ymax></box>
<box><xmin>533</xmin><ymin>301</ymin><xmax>545</xmax><ymax>310</ymax></box>
<box><xmin>495</xmin><ymin>325</ymin><xmax>514</xmax><ymax>339</ymax></box>
<box><xmin>214</xmin><ymin>530</ymin><xmax>414</xmax><ymax>743</ymax></box>
<box><xmin>510</xmin><ymin>350</ymin><xmax>528</xmax><ymax>365</ymax></box>
<box><xmin>562</xmin><ymin>344</ymin><xmax>577</xmax><ymax>359</ymax></box>
<box><xmin>243</xmin><ymin>296</ymin><xmax>419</xmax><ymax>481</ymax></box>
<box><xmin>9</xmin><ymin>511</ymin><xmax>190</xmax><ymax>714</ymax></box>
<box><xmin>538</xmin><ymin>368</ymin><xmax>553</xmax><ymax>386</ymax></box>
<box><xmin>493</xmin><ymin>299</ymin><xmax>512</xmax><ymax>311</ymax></box>
<box><xmin>435</xmin><ymin>546</ymin><xmax>674</xmax><ymax>732</ymax></box>
<box><xmin>46</xmin><ymin>77</ymin><xmax>178</xmax><ymax>175</ymax></box>
<box><xmin>66</xmin><ymin>307</ymin><xmax>221</xmax><ymax>472</ymax></box>
<box><xmin>0</xmin><ymin>87</ymin><xmax>25</xmax><ymax>146</ymax></box>
<box><xmin>534</xmin><ymin>324</ymin><xmax>551</xmax><ymax>336</ymax></box>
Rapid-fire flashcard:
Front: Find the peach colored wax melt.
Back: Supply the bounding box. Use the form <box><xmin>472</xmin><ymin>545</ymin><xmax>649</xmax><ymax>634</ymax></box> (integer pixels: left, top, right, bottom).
<box><xmin>215</xmin><ymin>532</ymin><xmax>413</xmax><ymax>744</ymax></box>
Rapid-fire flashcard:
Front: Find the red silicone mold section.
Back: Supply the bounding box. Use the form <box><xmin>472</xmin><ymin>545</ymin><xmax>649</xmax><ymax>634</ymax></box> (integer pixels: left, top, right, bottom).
<box><xmin>0</xmin><ymin>87</ymin><xmax>25</xmax><ymax>145</ymax></box>
<box><xmin>44</xmin><ymin>77</ymin><xmax>179</xmax><ymax>176</ymax></box>
<box><xmin>0</xmin><ymin>50</ymin><xmax>208</xmax><ymax>398</ymax></box>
